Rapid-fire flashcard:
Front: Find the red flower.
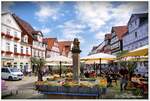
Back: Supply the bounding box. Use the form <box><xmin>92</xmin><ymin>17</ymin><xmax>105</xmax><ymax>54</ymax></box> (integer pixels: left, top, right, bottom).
<box><xmin>1</xmin><ymin>32</ymin><xmax>5</xmax><ymax>36</ymax></box>
<box><xmin>26</xmin><ymin>54</ymin><xmax>31</xmax><ymax>56</ymax></box>
<box><xmin>1</xmin><ymin>50</ymin><xmax>5</xmax><ymax>54</ymax></box>
<box><xmin>14</xmin><ymin>52</ymin><xmax>20</xmax><ymax>55</ymax></box>
<box><xmin>14</xmin><ymin>37</ymin><xmax>20</xmax><ymax>41</ymax></box>
<box><xmin>20</xmin><ymin>53</ymin><xmax>26</xmax><ymax>56</ymax></box>
<box><xmin>5</xmin><ymin>34</ymin><xmax>13</xmax><ymax>39</ymax></box>
<box><xmin>5</xmin><ymin>51</ymin><xmax>13</xmax><ymax>54</ymax></box>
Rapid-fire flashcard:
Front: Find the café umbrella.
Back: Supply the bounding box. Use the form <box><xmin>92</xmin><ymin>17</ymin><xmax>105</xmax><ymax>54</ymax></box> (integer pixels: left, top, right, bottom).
<box><xmin>80</xmin><ymin>53</ymin><xmax>116</xmax><ymax>75</ymax></box>
<box><xmin>121</xmin><ymin>45</ymin><xmax>148</xmax><ymax>57</ymax></box>
<box><xmin>46</xmin><ymin>55</ymin><xmax>72</xmax><ymax>77</ymax></box>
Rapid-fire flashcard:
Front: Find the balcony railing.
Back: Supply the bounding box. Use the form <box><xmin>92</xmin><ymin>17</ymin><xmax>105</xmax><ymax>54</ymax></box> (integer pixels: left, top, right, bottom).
<box><xmin>5</xmin><ymin>34</ymin><xmax>13</xmax><ymax>39</ymax></box>
<box><xmin>1</xmin><ymin>32</ymin><xmax>5</xmax><ymax>36</ymax></box>
<box><xmin>14</xmin><ymin>52</ymin><xmax>20</xmax><ymax>56</ymax></box>
<box><xmin>26</xmin><ymin>54</ymin><xmax>31</xmax><ymax>56</ymax></box>
<box><xmin>14</xmin><ymin>36</ymin><xmax>20</xmax><ymax>41</ymax></box>
<box><xmin>1</xmin><ymin>50</ymin><xmax>5</xmax><ymax>54</ymax></box>
<box><xmin>5</xmin><ymin>51</ymin><xmax>13</xmax><ymax>55</ymax></box>
<box><xmin>20</xmin><ymin>53</ymin><xmax>26</xmax><ymax>56</ymax></box>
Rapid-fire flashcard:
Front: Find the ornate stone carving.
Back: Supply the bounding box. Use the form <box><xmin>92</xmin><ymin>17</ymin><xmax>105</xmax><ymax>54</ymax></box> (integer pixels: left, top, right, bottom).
<box><xmin>71</xmin><ymin>38</ymin><xmax>81</xmax><ymax>53</ymax></box>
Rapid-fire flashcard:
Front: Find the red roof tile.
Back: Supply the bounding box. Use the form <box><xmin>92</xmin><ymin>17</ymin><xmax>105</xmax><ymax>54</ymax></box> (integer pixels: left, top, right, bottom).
<box><xmin>112</xmin><ymin>26</ymin><xmax>128</xmax><ymax>40</ymax></box>
<box><xmin>44</xmin><ymin>38</ymin><xmax>58</xmax><ymax>50</ymax></box>
<box><xmin>58</xmin><ymin>41</ymin><xmax>73</xmax><ymax>56</ymax></box>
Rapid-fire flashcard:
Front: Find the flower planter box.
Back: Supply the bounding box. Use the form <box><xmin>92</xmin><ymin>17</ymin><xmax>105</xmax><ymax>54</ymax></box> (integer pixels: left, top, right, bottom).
<box><xmin>5</xmin><ymin>34</ymin><xmax>13</xmax><ymax>39</ymax></box>
<box><xmin>90</xmin><ymin>86</ymin><xmax>99</xmax><ymax>94</ymax></box>
<box><xmin>69</xmin><ymin>86</ymin><xmax>79</xmax><ymax>93</ymax></box>
<box><xmin>1</xmin><ymin>51</ymin><xmax>5</xmax><ymax>54</ymax></box>
<box><xmin>26</xmin><ymin>54</ymin><xmax>31</xmax><ymax>56</ymax></box>
<box><xmin>1</xmin><ymin>32</ymin><xmax>5</xmax><ymax>36</ymax></box>
<box><xmin>20</xmin><ymin>53</ymin><xmax>26</xmax><ymax>56</ymax></box>
<box><xmin>5</xmin><ymin>51</ymin><xmax>13</xmax><ymax>55</ymax></box>
<box><xmin>14</xmin><ymin>52</ymin><xmax>20</xmax><ymax>56</ymax></box>
<box><xmin>78</xmin><ymin>86</ymin><xmax>91</xmax><ymax>94</ymax></box>
<box><xmin>14</xmin><ymin>37</ymin><xmax>20</xmax><ymax>41</ymax></box>
<box><xmin>47</xmin><ymin>86</ymin><xmax>58</xmax><ymax>92</ymax></box>
<box><xmin>35</xmin><ymin>84</ymin><xmax>102</xmax><ymax>96</ymax></box>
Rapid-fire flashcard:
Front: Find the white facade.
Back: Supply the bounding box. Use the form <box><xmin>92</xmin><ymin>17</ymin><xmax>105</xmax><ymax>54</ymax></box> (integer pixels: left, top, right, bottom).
<box><xmin>1</xmin><ymin>13</ymin><xmax>32</xmax><ymax>71</ymax></box>
<box><xmin>123</xmin><ymin>14</ymin><xmax>148</xmax><ymax>51</ymax></box>
<box><xmin>32</xmin><ymin>32</ymin><xmax>46</xmax><ymax>58</ymax></box>
<box><xmin>46</xmin><ymin>41</ymin><xmax>60</xmax><ymax>58</ymax></box>
<box><xmin>1</xmin><ymin>13</ymin><xmax>21</xmax><ymax>67</ymax></box>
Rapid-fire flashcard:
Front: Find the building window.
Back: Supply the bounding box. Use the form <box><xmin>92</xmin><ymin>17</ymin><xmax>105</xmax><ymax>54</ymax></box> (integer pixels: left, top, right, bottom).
<box><xmin>135</xmin><ymin>32</ymin><xmax>137</xmax><ymax>38</ymax></box>
<box><xmin>26</xmin><ymin>48</ymin><xmax>28</xmax><ymax>54</ymax></box>
<box><xmin>14</xmin><ymin>31</ymin><xmax>17</xmax><ymax>37</ymax></box>
<box><xmin>135</xmin><ymin>20</ymin><xmax>137</xmax><ymax>25</ymax></box>
<box><xmin>130</xmin><ymin>23</ymin><xmax>132</xmax><ymax>28</ymax></box>
<box><xmin>14</xmin><ymin>45</ymin><xmax>17</xmax><ymax>53</ymax></box>
<box><xmin>24</xmin><ymin>36</ymin><xmax>28</xmax><ymax>43</ymax></box>
<box><xmin>21</xmin><ymin>46</ymin><xmax>23</xmax><ymax>54</ymax></box>
<box><xmin>6</xmin><ymin>42</ymin><xmax>10</xmax><ymax>51</ymax></box>
<box><xmin>6</xmin><ymin>29</ymin><xmax>10</xmax><ymax>34</ymax></box>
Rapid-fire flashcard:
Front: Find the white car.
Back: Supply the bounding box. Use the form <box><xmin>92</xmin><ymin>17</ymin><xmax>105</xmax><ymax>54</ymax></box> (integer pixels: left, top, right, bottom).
<box><xmin>1</xmin><ymin>67</ymin><xmax>23</xmax><ymax>80</ymax></box>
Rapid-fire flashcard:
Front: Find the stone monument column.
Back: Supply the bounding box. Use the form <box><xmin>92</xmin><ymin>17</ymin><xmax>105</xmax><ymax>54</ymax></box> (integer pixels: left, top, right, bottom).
<box><xmin>71</xmin><ymin>38</ymin><xmax>81</xmax><ymax>83</ymax></box>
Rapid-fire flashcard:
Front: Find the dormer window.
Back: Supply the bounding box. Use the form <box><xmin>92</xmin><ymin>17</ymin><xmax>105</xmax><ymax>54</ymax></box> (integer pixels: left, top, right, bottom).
<box><xmin>24</xmin><ymin>35</ymin><xmax>28</xmax><ymax>43</ymax></box>
<box><xmin>135</xmin><ymin>32</ymin><xmax>137</xmax><ymax>38</ymax></box>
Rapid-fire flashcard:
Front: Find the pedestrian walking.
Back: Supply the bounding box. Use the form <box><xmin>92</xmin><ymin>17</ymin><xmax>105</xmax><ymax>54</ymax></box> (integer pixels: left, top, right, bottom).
<box><xmin>119</xmin><ymin>67</ymin><xmax>129</xmax><ymax>92</ymax></box>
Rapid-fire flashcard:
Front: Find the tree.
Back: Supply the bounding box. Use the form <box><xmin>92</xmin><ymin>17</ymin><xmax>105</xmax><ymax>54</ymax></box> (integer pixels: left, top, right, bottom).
<box><xmin>126</xmin><ymin>61</ymin><xmax>137</xmax><ymax>80</ymax></box>
<box><xmin>31</xmin><ymin>57</ymin><xmax>46</xmax><ymax>81</ymax></box>
<box><xmin>116</xmin><ymin>50</ymin><xmax>137</xmax><ymax>81</ymax></box>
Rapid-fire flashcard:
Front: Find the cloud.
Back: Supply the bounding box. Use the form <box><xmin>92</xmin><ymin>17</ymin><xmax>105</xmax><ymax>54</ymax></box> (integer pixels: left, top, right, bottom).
<box><xmin>58</xmin><ymin>20</ymin><xmax>86</xmax><ymax>43</ymax></box>
<box><xmin>41</xmin><ymin>27</ymin><xmax>51</xmax><ymax>34</ymax></box>
<box><xmin>2</xmin><ymin>2</ymin><xmax>15</xmax><ymax>12</ymax></box>
<box><xmin>34</xmin><ymin>26</ymin><xmax>51</xmax><ymax>35</ymax></box>
<box><xmin>75</xmin><ymin>2</ymin><xmax>148</xmax><ymax>37</ymax></box>
<box><xmin>95</xmin><ymin>31</ymin><xmax>106</xmax><ymax>40</ymax></box>
<box><xmin>75</xmin><ymin>2</ymin><xmax>112</xmax><ymax>32</ymax></box>
<box><xmin>35</xmin><ymin>3</ymin><xmax>59</xmax><ymax>22</ymax></box>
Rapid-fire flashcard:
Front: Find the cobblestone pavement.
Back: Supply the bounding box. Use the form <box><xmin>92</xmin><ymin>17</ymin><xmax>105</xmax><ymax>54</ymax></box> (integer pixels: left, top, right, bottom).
<box><xmin>2</xmin><ymin>76</ymin><xmax>49</xmax><ymax>99</ymax></box>
<box><xmin>2</xmin><ymin>77</ymin><xmax>147</xmax><ymax>99</ymax></box>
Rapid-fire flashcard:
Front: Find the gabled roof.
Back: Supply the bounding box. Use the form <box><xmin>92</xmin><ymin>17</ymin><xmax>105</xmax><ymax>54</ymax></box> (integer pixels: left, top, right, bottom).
<box><xmin>58</xmin><ymin>41</ymin><xmax>73</xmax><ymax>55</ymax></box>
<box><xmin>1</xmin><ymin>12</ymin><xmax>22</xmax><ymax>32</ymax></box>
<box><xmin>105</xmin><ymin>33</ymin><xmax>111</xmax><ymax>40</ymax></box>
<box><xmin>12</xmin><ymin>14</ymin><xmax>34</xmax><ymax>38</ymax></box>
<box><xmin>111</xmin><ymin>26</ymin><xmax>128</xmax><ymax>40</ymax></box>
<box><xmin>128</xmin><ymin>13</ymin><xmax>148</xmax><ymax>25</ymax></box>
<box><xmin>91</xmin><ymin>46</ymin><xmax>98</xmax><ymax>51</ymax></box>
<box><xmin>32</xmin><ymin>31</ymin><xmax>43</xmax><ymax>36</ymax></box>
<box><xmin>44</xmin><ymin>38</ymin><xmax>58</xmax><ymax>50</ymax></box>
<box><xmin>12</xmin><ymin>13</ymin><xmax>44</xmax><ymax>40</ymax></box>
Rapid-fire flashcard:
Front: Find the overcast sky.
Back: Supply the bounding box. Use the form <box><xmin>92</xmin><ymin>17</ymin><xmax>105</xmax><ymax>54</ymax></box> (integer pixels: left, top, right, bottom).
<box><xmin>2</xmin><ymin>1</ymin><xmax>148</xmax><ymax>57</ymax></box>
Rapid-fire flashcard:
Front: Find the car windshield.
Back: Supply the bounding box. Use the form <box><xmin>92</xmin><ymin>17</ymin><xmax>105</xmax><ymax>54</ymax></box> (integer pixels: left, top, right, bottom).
<box><xmin>10</xmin><ymin>68</ymin><xmax>20</xmax><ymax>72</ymax></box>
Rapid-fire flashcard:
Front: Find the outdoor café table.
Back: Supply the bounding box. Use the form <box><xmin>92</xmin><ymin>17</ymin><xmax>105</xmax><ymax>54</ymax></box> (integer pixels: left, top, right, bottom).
<box><xmin>131</xmin><ymin>78</ymin><xmax>148</xmax><ymax>94</ymax></box>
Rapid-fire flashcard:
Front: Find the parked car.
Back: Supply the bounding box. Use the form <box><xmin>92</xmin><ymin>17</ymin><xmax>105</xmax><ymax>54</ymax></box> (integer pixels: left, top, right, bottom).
<box><xmin>1</xmin><ymin>67</ymin><xmax>23</xmax><ymax>80</ymax></box>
